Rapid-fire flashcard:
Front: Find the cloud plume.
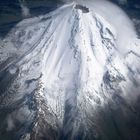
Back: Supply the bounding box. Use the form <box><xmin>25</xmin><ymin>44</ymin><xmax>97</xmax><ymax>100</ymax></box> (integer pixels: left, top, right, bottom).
<box><xmin>19</xmin><ymin>0</ymin><xmax>30</xmax><ymax>18</ymax></box>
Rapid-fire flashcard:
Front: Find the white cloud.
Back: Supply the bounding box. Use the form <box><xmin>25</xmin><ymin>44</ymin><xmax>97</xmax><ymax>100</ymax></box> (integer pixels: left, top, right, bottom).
<box><xmin>19</xmin><ymin>1</ymin><xmax>30</xmax><ymax>18</ymax></box>
<box><xmin>118</xmin><ymin>0</ymin><xmax>127</xmax><ymax>5</ymax></box>
<box><xmin>6</xmin><ymin>115</ymin><xmax>15</xmax><ymax>131</ymax></box>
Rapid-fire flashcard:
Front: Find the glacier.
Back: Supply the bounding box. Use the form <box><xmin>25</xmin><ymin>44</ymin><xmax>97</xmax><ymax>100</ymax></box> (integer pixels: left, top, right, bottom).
<box><xmin>0</xmin><ymin>1</ymin><xmax>140</xmax><ymax>140</ymax></box>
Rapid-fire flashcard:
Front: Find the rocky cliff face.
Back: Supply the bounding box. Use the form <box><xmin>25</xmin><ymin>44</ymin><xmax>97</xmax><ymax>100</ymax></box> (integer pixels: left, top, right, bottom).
<box><xmin>0</xmin><ymin>2</ymin><xmax>140</xmax><ymax>140</ymax></box>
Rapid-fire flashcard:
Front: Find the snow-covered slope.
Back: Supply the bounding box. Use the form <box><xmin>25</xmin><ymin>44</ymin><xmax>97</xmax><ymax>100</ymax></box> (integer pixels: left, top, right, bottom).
<box><xmin>0</xmin><ymin>2</ymin><xmax>140</xmax><ymax>140</ymax></box>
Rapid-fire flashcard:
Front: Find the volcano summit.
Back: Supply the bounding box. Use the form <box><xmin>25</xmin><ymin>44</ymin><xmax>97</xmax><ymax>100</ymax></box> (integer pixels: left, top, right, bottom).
<box><xmin>0</xmin><ymin>2</ymin><xmax>140</xmax><ymax>140</ymax></box>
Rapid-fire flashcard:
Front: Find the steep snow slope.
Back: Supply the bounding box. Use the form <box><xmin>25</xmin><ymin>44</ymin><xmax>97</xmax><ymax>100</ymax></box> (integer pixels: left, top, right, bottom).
<box><xmin>0</xmin><ymin>2</ymin><xmax>140</xmax><ymax>140</ymax></box>
<box><xmin>67</xmin><ymin>0</ymin><xmax>137</xmax><ymax>53</ymax></box>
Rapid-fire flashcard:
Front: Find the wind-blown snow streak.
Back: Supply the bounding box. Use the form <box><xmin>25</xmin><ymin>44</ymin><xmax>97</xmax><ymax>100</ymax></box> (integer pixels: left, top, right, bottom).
<box><xmin>0</xmin><ymin>1</ymin><xmax>140</xmax><ymax>140</ymax></box>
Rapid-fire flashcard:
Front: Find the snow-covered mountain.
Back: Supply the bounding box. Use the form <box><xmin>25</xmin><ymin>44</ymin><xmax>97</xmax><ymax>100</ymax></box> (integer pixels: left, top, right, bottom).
<box><xmin>0</xmin><ymin>2</ymin><xmax>140</xmax><ymax>140</ymax></box>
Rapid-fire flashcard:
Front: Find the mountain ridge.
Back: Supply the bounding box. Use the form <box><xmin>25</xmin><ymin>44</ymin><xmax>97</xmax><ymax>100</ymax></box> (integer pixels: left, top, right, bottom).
<box><xmin>0</xmin><ymin>2</ymin><xmax>140</xmax><ymax>140</ymax></box>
